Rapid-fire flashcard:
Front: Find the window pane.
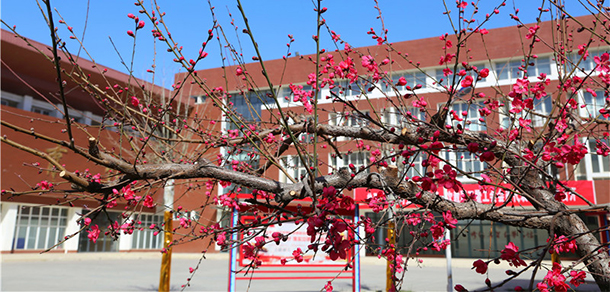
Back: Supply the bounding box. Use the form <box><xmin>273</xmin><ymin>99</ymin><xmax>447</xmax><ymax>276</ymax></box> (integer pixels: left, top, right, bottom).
<box><xmin>27</xmin><ymin>228</ymin><xmax>37</xmax><ymax>249</ymax></box>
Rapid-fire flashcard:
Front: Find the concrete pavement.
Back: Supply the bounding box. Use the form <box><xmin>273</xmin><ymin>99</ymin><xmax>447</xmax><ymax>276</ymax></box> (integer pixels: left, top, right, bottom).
<box><xmin>0</xmin><ymin>252</ymin><xmax>600</xmax><ymax>291</ymax></box>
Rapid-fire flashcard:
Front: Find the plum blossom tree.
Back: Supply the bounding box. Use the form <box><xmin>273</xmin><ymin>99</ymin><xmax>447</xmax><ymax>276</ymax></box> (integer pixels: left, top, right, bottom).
<box><xmin>2</xmin><ymin>0</ymin><xmax>610</xmax><ymax>291</ymax></box>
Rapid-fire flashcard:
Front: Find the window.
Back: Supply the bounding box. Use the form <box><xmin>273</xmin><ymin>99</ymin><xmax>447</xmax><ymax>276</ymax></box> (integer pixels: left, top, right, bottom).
<box><xmin>436</xmin><ymin>64</ymin><xmax>490</xmax><ymax>87</ymax></box>
<box><xmin>132</xmin><ymin>214</ymin><xmax>164</xmax><ymax>249</ymax></box>
<box><xmin>567</xmin><ymin>48</ymin><xmax>607</xmax><ymax>73</ymax></box>
<box><xmin>191</xmin><ymin>95</ymin><xmax>206</xmax><ymax>104</ymax></box>
<box><xmin>228</xmin><ymin>90</ymin><xmax>275</xmax><ymax>121</ymax></box>
<box><xmin>521</xmin><ymin>57</ymin><xmax>552</xmax><ymax>78</ymax></box>
<box><xmin>329</xmin><ymin>111</ymin><xmax>370</xmax><ymax>141</ymax></box>
<box><xmin>588</xmin><ymin>138</ymin><xmax>610</xmax><ymax>176</ymax></box>
<box><xmin>280</xmin><ymin>155</ymin><xmax>316</xmax><ymax>182</ymax></box>
<box><xmin>496</xmin><ymin>60</ymin><xmax>522</xmax><ymax>80</ymax></box>
<box><xmin>382</xmin><ymin>107</ymin><xmax>426</xmax><ymax>129</ymax></box>
<box><xmin>31</xmin><ymin>106</ymin><xmax>52</xmax><ymax>116</ymax></box>
<box><xmin>330</xmin><ymin>152</ymin><xmax>369</xmax><ymax>173</ymax></box>
<box><xmin>383</xmin><ymin>71</ymin><xmax>426</xmax><ymax>92</ymax></box>
<box><xmin>582</xmin><ymin>90</ymin><xmax>609</xmax><ymax>120</ymax></box>
<box><xmin>330</xmin><ymin>111</ymin><xmax>370</xmax><ymax>127</ymax></box>
<box><xmin>497</xmin><ymin>57</ymin><xmax>552</xmax><ymax>81</ymax></box>
<box><xmin>396</xmin><ymin>150</ymin><xmax>426</xmax><ymax>179</ymax></box>
<box><xmin>280</xmin><ymin>84</ymin><xmax>320</xmax><ymax>102</ymax></box>
<box><xmin>449</xmin><ymin>102</ymin><xmax>487</xmax><ymax>132</ymax></box>
<box><xmin>531</xmin><ymin>95</ymin><xmax>553</xmax><ymax>127</ymax></box>
<box><xmin>1</xmin><ymin>98</ymin><xmax>19</xmax><ymax>108</ymax></box>
<box><xmin>446</xmin><ymin>150</ymin><xmax>487</xmax><ymax>179</ymax></box>
<box><xmin>13</xmin><ymin>206</ymin><xmax>68</xmax><ymax>250</ymax></box>
<box><xmin>332</xmin><ymin>79</ymin><xmax>362</xmax><ymax>97</ymax></box>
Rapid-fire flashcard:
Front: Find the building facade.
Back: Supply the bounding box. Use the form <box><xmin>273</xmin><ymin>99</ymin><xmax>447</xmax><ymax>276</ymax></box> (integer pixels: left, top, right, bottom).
<box><xmin>2</xmin><ymin>13</ymin><xmax>608</xmax><ymax>257</ymax></box>
<box><xmin>176</xmin><ymin>14</ymin><xmax>609</xmax><ymax>257</ymax></box>
<box><xmin>1</xmin><ymin>29</ymin><xmax>173</xmax><ymax>253</ymax></box>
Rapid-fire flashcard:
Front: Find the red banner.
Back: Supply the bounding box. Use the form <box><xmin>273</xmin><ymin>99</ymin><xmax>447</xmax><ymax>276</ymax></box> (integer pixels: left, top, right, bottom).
<box><xmin>355</xmin><ymin>180</ymin><xmax>596</xmax><ymax>208</ymax></box>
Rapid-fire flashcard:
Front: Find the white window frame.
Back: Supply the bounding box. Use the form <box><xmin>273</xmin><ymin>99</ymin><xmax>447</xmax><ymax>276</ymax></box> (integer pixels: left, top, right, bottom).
<box><xmin>131</xmin><ymin>213</ymin><xmax>164</xmax><ymax>250</ymax></box>
<box><xmin>580</xmin><ymin>89</ymin><xmax>609</xmax><ymax>121</ymax></box>
<box><xmin>446</xmin><ymin>101</ymin><xmax>487</xmax><ymax>132</ymax></box>
<box><xmin>530</xmin><ymin>95</ymin><xmax>553</xmax><ymax>127</ymax></box>
<box><xmin>445</xmin><ymin>150</ymin><xmax>487</xmax><ymax>181</ymax></box>
<box><xmin>329</xmin><ymin>152</ymin><xmax>369</xmax><ymax>174</ymax></box>
<box><xmin>12</xmin><ymin>205</ymin><xmax>68</xmax><ymax>250</ymax></box>
<box><xmin>585</xmin><ymin>138</ymin><xmax>610</xmax><ymax>179</ymax></box>
<box><xmin>279</xmin><ymin>155</ymin><xmax>315</xmax><ymax>183</ymax></box>
<box><xmin>329</xmin><ymin>111</ymin><xmax>370</xmax><ymax>141</ymax></box>
<box><xmin>332</xmin><ymin>79</ymin><xmax>362</xmax><ymax>97</ymax></box>
<box><xmin>1</xmin><ymin>91</ymin><xmax>24</xmax><ymax>108</ymax></box>
<box><xmin>495</xmin><ymin>56</ymin><xmax>552</xmax><ymax>81</ymax></box>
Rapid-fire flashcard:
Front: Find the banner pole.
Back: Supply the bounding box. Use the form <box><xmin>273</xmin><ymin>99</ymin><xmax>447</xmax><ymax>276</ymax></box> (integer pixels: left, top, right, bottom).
<box><xmin>227</xmin><ymin>208</ymin><xmax>238</xmax><ymax>292</ymax></box>
<box><xmin>159</xmin><ymin>211</ymin><xmax>173</xmax><ymax>292</ymax></box>
<box><xmin>353</xmin><ymin>205</ymin><xmax>361</xmax><ymax>292</ymax></box>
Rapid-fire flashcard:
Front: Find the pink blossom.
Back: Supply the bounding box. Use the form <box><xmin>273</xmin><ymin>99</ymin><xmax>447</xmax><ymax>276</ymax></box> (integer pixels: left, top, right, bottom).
<box><xmin>441</xmin><ymin>68</ymin><xmax>452</xmax><ymax>77</ymax></box>
<box><xmin>480</xmin><ymin>28</ymin><xmax>489</xmax><ymax>35</ymax></box>
<box><xmin>136</xmin><ymin>21</ymin><xmax>145</xmax><ymax>30</ymax></box>
<box><xmin>130</xmin><ymin>96</ymin><xmax>140</xmax><ymax>107</ymax></box>
<box><xmin>479</xmin><ymin>68</ymin><xmax>489</xmax><ymax>78</ymax></box>
<box><xmin>143</xmin><ymin>195</ymin><xmax>155</xmax><ymax>208</ymax></box>
<box><xmin>443</xmin><ymin>211</ymin><xmax>458</xmax><ymax>229</ymax></box>
<box><xmin>578</xmin><ymin>44</ymin><xmax>589</xmax><ymax>60</ymax></box>
<box><xmin>37</xmin><ymin>180</ymin><xmax>53</xmax><ymax>190</ymax></box>
<box><xmin>594</xmin><ymin>52</ymin><xmax>610</xmax><ymax>73</ymax></box>
<box><xmin>127</xmin><ymin>30</ymin><xmax>135</xmax><ymax>37</ymax></box>
<box><xmin>525</xmin><ymin>25</ymin><xmax>540</xmax><ymax>39</ymax></box>
<box><xmin>324</xmin><ymin>281</ymin><xmax>333</xmax><ymax>292</ymax></box>
<box><xmin>512</xmin><ymin>78</ymin><xmax>529</xmax><ymax>95</ymax></box>
<box><xmin>87</xmin><ymin>225</ymin><xmax>101</xmax><ymax>243</ymax></box>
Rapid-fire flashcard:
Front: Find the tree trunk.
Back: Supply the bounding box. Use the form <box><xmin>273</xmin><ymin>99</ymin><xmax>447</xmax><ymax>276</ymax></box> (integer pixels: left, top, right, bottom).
<box><xmin>556</xmin><ymin>213</ymin><xmax>610</xmax><ymax>290</ymax></box>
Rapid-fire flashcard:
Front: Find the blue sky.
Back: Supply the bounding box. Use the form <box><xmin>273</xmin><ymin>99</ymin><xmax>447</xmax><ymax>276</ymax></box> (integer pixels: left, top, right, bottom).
<box><xmin>1</xmin><ymin>1</ymin><xmax>591</xmax><ymax>89</ymax></box>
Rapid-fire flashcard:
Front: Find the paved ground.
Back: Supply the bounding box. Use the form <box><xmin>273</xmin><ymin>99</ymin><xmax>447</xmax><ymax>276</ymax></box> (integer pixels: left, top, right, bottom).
<box><xmin>0</xmin><ymin>252</ymin><xmax>600</xmax><ymax>291</ymax></box>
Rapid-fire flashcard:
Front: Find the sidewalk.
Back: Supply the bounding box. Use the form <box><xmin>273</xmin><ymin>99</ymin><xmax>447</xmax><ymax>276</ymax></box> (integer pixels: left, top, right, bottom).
<box><xmin>1</xmin><ymin>252</ymin><xmax>600</xmax><ymax>291</ymax></box>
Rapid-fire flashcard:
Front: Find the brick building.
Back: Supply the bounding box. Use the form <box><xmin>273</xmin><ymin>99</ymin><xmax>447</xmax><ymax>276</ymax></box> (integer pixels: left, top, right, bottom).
<box><xmin>176</xmin><ymin>14</ymin><xmax>609</xmax><ymax>257</ymax></box>
<box><xmin>1</xmin><ymin>29</ymin><xmax>175</xmax><ymax>253</ymax></box>
<box><xmin>1</xmin><ymin>13</ymin><xmax>608</xmax><ymax>257</ymax></box>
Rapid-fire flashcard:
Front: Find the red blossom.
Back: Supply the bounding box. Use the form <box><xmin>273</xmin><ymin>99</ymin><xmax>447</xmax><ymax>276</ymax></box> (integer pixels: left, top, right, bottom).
<box><xmin>569</xmin><ymin>270</ymin><xmax>586</xmax><ymax>287</ymax></box>
<box><xmin>127</xmin><ymin>30</ymin><xmax>135</xmax><ymax>37</ymax></box>
<box><xmin>396</xmin><ymin>76</ymin><xmax>407</xmax><ymax>86</ymax></box>
<box><xmin>500</xmin><ymin>242</ymin><xmax>526</xmax><ymax>267</ymax></box>
<box><xmin>292</xmin><ymin>248</ymin><xmax>304</xmax><ymax>263</ymax></box>
<box><xmin>543</xmin><ymin>262</ymin><xmax>569</xmax><ymax>292</ymax></box>
<box><xmin>473</xmin><ymin>259</ymin><xmax>488</xmax><ymax>274</ymax></box>
<box><xmin>130</xmin><ymin>96</ymin><xmax>140</xmax><ymax>107</ymax></box>
<box><xmin>461</xmin><ymin>75</ymin><xmax>473</xmax><ymax>87</ymax></box>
